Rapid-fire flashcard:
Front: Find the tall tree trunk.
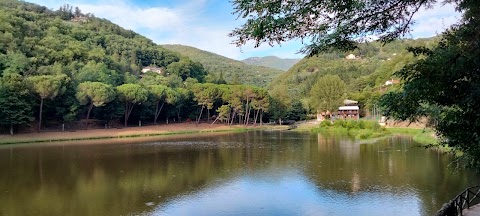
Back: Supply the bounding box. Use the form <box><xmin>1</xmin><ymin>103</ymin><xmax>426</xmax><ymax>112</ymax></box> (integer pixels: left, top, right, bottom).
<box><xmin>254</xmin><ymin>109</ymin><xmax>260</xmax><ymax>126</ymax></box>
<box><xmin>211</xmin><ymin>116</ymin><xmax>220</xmax><ymax>125</ymax></box>
<box><xmin>124</xmin><ymin>102</ymin><xmax>134</xmax><ymax>128</ymax></box>
<box><xmin>176</xmin><ymin>108</ymin><xmax>181</xmax><ymax>122</ymax></box>
<box><xmin>10</xmin><ymin>124</ymin><xmax>13</xmax><ymax>135</ymax></box>
<box><xmin>38</xmin><ymin>98</ymin><xmax>44</xmax><ymax>132</ymax></box>
<box><xmin>245</xmin><ymin>106</ymin><xmax>252</xmax><ymax>126</ymax></box>
<box><xmin>230</xmin><ymin>111</ymin><xmax>236</xmax><ymax>125</ymax></box>
<box><xmin>260</xmin><ymin>111</ymin><xmax>263</xmax><ymax>126</ymax></box>
<box><xmin>154</xmin><ymin>101</ymin><xmax>165</xmax><ymax>125</ymax></box>
<box><xmin>196</xmin><ymin>106</ymin><xmax>204</xmax><ymax>124</ymax></box>
<box><xmin>244</xmin><ymin>99</ymin><xmax>249</xmax><ymax>124</ymax></box>
<box><xmin>86</xmin><ymin>102</ymin><xmax>94</xmax><ymax>120</ymax></box>
<box><xmin>124</xmin><ymin>102</ymin><xmax>128</xmax><ymax>127</ymax></box>
<box><xmin>207</xmin><ymin>108</ymin><xmax>210</xmax><ymax>124</ymax></box>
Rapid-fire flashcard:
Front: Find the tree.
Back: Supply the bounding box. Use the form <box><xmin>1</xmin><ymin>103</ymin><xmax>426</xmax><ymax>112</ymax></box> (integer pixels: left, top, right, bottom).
<box><xmin>27</xmin><ymin>74</ymin><xmax>68</xmax><ymax>132</ymax></box>
<box><xmin>116</xmin><ymin>84</ymin><xmax>148</xmax><ymax>127</ymax></box>
<box><xmin>173</xmin><ymin>88</ymin><xmax>190</xmax><ymax>122</ymax></box>
<box><xmin>269</xmin><ymin>86</ymin><xmax>291</xmax><ymax>124</ymax></box>
<box><xmin>191</xmin><ymin>83</ymin><xmax>219</xmax><ymax>124</ymax></box>
<box><xmin>76</xmin><ymin>81</ymin><xmax>115</xmax><ymax>120</ymax></box>
<box><xmin>147</xmin><ymin>84</ymin><xmax>173</xmax><ymax>125</ymax></box>
<box><xmin>166</xmin><ymin>59</ymin><xmax>207</xmax><ymax>81</ymax></box>
<box><xmin>0</xmin><ymin>74</ymin><xmax>34</xmax><ymax>134</ymax></box>
<box><xmin>379</xmin><ymin>11</ymin><xmax>480</xmax><ymax>167</ymax></box>
<box><xmin>230</xmin><ymin>0</ymin><xmax>443</xmax><ymax>55</ymax></box>
<box><xmin>309</xmin><ymin>74</ymin><xmax>346</xmax><ymax>115</ymax></box>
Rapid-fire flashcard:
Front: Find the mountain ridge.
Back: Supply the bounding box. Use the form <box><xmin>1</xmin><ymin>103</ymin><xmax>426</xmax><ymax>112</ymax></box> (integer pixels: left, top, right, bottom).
<box><xmin>162</xmin><ymin>44</ymin><xmax>285</xmax><ymax>87</ymax></box>
<box><xmin>242</xmin><ymin>56</ymin><xmax>301</xmax><ymax>71</ymax></box>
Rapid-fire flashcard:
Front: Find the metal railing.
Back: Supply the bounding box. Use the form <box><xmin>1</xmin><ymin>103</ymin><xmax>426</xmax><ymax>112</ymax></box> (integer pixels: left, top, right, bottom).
<box><xmin>436</xmin><ymin>186</ymin><xmax>480</xmax><ymax>216</ymax></box>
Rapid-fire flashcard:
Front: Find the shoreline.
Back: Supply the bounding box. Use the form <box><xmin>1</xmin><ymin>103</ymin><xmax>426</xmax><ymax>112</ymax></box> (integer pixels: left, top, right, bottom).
<box><xmin>0</xmin><ymin>123</ymin><xmax>288</xmax><ymax>145</ymax></box>
<box><xmin>295</xmin><ymin>121</ymin><xmax>443</xmax><ymax>148</ymax></box>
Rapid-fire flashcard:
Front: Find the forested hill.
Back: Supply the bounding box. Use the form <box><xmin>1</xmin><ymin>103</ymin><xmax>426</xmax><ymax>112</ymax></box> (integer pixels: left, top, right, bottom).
<box><xmin>0</xmin><ymin>0</ymin><xmax>217</xmax><ymax>131</ymax></box>
<box><xmin>0</xmin><ymin>0</ymin><xmax>206</xmax><ymax>82</ymax></box>
<box><xmin>270</xmin><ymin>37</ymin><xmax>439</xmax><ymax>112</ymax></box>
<box><xmin>162</xmin><ymin>44</ymin><xmax>284</xmax><ymax>87</ymax></box>
<box><xmin>242</xmin><ymin>56</ymin><xmax>300</xmax><ymax>71</ymax></box>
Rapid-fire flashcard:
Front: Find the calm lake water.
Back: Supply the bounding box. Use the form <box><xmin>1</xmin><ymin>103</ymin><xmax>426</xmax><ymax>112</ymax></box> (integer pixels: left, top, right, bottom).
<box><xmin>0</xmin><ymin>131</ymin><xmax>479</xmax><ymax>216</ymax></box>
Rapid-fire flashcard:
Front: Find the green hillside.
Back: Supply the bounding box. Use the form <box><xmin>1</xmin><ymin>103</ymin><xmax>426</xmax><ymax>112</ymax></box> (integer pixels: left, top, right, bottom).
<box><xmin>242</xmin><ymin>56</ymin><xmax>301</xmax><ymax>71</ymax></box>
<box><xmin>0</xmin><ymin>0</ymin><xmax>241</xmax><ymax>131</ymax></box>
<box><xmin>270</xmin><ymin>38</ymin><xmax>439</xmax><ymax>112</ymax></box>
<box><xmin>162</xmin><ymin>44</ymin><xmax>284</xmax><ymax>87</ymax></box>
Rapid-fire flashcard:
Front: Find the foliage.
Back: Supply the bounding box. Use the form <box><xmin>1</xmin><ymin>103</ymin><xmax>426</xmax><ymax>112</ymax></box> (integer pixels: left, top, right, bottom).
<box><xmin>76</xmin><ymin>81</ymin><xmax>115</xmax><ymax>120</ymax></box>
<box><xmin>318</xmin><ymin>119</ymin><xmax>385</xmax><ymax>140</ymax></box>
<box><xmin>27</xmin><ymin>74</ymin><xmax>68</xmax><ymax>131</ymax></box>
<box><xmin>0</xmin><ymin>73</ymin><xmax>33</xmax><ymax>134</ymax></box>
<box><xmin>116</xmin><ymin>84</ymin><xmax>148</xmax><ymax>127</ymax></box>
<box><xmin>230</xmin><ymin>0</ymin><xmax>438</xmax><ymax>55</ymax></box>
<box><xmin>309</xmin><ymin>74</ymin><xmax>346</xmax><ymax>113</ymax></box>
<box><xmin>162</xmin><ymin>44</ymin><xmax>284</xmax><ymax>87</ymax></box>
<box><xmin>379</xmin><ymin>0</ymin><xmax>480</xmax><ymax>167</ymax></box>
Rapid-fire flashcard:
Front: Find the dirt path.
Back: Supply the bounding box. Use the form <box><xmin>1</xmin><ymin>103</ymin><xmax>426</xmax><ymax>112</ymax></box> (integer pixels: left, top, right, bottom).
<box><xmin>0</xmin><ymin>123</ymin><xmax>259</xmax><ymax>144</ymax></box>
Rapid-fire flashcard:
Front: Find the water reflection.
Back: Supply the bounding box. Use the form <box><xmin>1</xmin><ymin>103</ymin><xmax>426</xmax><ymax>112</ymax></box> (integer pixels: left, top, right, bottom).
<box><xmin>0</xmin><ymin>131</ymin><xmax>478</xmax><ymax>216</ymax></box>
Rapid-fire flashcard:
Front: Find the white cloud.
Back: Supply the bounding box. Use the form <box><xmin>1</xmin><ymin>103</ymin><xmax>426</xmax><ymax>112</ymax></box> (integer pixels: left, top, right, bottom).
<box><xmin>409</xmin><ymin>3</ymin><xmax>460</xmax><ymax>38</ymax></box>
<box><xmin>76</xmin><ymin>3</ymin><xmax>183</xmax><ymax>31</ymax></box>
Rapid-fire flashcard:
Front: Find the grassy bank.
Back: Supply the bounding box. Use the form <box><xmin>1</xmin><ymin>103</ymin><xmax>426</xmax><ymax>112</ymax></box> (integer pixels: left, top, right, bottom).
<box><xmin>311</xmin><ymin>119</ymin><xmax>388</xmax><ymax>140</ymax></box>
<box><xmin>386</xmin><ymin>128</ymin><xmax>437</xmax><ymax>145</ymax></box>
<box><xmin>0</xmin><ymin>124</ymin><xmax>279</xmax><ymax>145</ymax></box>
<box><xmin>307</xmin><ymin>119</ymin><xmax>446</xmax><ymax>149</ymax></box>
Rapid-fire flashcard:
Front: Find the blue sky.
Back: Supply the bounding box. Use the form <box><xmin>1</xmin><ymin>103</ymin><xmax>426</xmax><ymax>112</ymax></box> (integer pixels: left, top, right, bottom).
<box><xmin>29</xmin><ymin>0</ymin><xmax>459</xmax><ymax>60</ymax></box>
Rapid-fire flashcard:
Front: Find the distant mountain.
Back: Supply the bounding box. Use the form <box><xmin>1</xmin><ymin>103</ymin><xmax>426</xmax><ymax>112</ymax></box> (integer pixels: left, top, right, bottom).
<box><xmin>242</xmin><ymin>56</ymin><xmax>301</xmax><ymax>71</ymax></box>
<box><xmin>161</xmin><ymin>45</ymin><xmax>284</xmax><ymax>87</ymax></box>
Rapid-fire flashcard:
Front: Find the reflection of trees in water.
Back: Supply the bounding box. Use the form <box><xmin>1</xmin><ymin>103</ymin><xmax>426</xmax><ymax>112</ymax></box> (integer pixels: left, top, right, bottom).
<box><xmin>309</xmin><ymin>133</ymin><xmax>479</xmax><ymax>214</ymax></box>
<box><xmin>0</xmin><ymin>131</ymin><xmax>478</xmax><ymax>216</ymax></box>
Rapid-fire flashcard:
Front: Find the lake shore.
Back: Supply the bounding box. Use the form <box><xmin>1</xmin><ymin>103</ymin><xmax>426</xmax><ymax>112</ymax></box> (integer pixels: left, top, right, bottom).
<box><xmin>0</xmin><ymin>123</ymin><xmax>288</xmax><ymax>145</ymax></box>
<box><xmin>295</xmin><ymin>120</ymin><xmax>441</xmax><ymax>147</ymax></box>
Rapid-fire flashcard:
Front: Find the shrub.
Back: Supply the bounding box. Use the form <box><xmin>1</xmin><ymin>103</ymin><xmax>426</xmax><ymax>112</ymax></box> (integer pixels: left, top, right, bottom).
<box><xmin>333</xmin><ymin>119</ymin><xmax>346</xmax><ymax>128</ymax></box>
<box><xmin>346</xmin><ymin>120</ymin><xmax>357</xmax><ymax>129</ymax></box>
<box><xmin>357</xmin><ymin>120</ymin><xmax>365</xmax><ymax>129</ymax></box>
<box><xmin>319</xmin><ymin>120</ymin><xmax>332</xmax><ymax>127</ymax></box>
<box><xmin>356</xmin><ymin>130</ymin><xmax>373</xmax><ymax>140</ymax></box>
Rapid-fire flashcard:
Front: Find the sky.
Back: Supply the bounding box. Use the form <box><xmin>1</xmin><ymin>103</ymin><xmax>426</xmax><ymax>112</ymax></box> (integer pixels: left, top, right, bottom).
<box><xmin>28</xmin><ymin>0</ymin><xmax>460</xmax><ymax>60</ymax></box>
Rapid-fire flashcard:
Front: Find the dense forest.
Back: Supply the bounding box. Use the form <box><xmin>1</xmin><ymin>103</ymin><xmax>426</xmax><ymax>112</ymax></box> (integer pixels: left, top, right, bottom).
<box><xmin>0</xmin><ymin>0</ymin><xmax>276</xmax><ymax>134</ymax></box>
<box><xmin>0</xmin><ymin>0</ymin><xmax>439</xmax><ymax>135</ymax></box>
<box><xmin>162</xmin><ymin>44</ymin><xmax>284</xmax><ymax>87</ymax></box>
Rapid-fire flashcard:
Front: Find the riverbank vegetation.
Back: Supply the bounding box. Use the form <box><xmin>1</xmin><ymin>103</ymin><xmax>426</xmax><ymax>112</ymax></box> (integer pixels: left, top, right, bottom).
<box><xmin>312</xmin><ymin>120</ymin><xmax>387</xmax><ymax>140</ymax></box>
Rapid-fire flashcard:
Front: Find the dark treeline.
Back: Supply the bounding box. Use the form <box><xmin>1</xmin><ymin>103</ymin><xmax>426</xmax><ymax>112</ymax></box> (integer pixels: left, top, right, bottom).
<box><xmin>0</xmin><ymin>0</ymin><xmax>286</xmax><ymax>134</ymax></box>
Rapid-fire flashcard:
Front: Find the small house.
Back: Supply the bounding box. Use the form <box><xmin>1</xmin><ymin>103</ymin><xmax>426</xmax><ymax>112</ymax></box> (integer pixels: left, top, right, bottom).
<box><xmin>337</xmin><ymin>99</ymin><xmax>360</xmax><ymax>120</ymax></box>
<box><xmin>141</xmin><ymin>66</ymin><xmax>162</xmax><ymax>74</ymax></box>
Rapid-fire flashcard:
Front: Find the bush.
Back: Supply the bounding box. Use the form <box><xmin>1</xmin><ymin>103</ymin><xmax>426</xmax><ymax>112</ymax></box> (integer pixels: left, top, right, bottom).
<box><xmin>363</xmin><ymin>120</ymin><xmax>382</xmax><ymax>131</ymax></box>
<box><xmin>346</xmin><ymin>120</ymin><xmax>358</xmax><ymax>129</ymax></box>
<box><xmin>333</xmin><ymin>119</ymin><xmax>346</xmax><ymax>128</ymax></box>
<box><xmin>356</xmin><ymin>130</ymin><xmax>373</xmax><ymax>140</ymax></box>
<box><xmin>357</xmin><ymin>120</ymin><xmax>365</xmax><ymax>129</ymax></box>
<box><xmin>319</xmin><ymin>120</ymin><xmax>332</xmax><ymax>127</ymax></box>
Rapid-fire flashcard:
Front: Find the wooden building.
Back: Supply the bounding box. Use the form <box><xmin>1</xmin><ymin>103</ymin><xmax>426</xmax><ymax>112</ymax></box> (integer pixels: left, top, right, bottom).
<box><xmin>337</xmin><ymin>100</ymin><xmax>360</xmax><ymax>120</ymax></box>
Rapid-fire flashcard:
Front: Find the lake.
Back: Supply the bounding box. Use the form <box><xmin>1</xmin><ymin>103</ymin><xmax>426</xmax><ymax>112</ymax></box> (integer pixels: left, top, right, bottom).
<box><xmin>0</xmin><ymin>131</ymin><xmax>478</xmax><ymax>216</ymax></box>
